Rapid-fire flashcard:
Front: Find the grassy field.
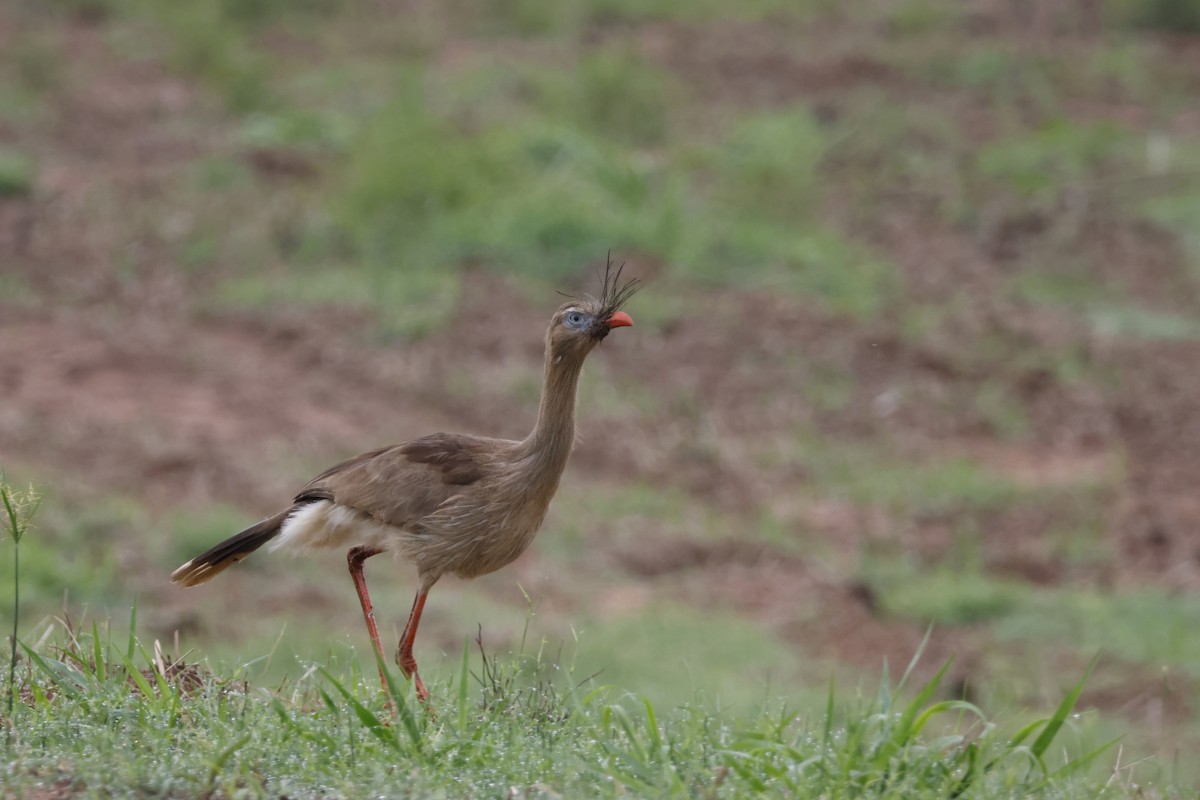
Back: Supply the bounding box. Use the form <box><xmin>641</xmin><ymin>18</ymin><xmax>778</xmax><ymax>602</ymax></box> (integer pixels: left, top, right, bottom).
<box><xmin>0</xmin><ymin>480</ymin><xmax>1123</xmax><ymax>799</ymax></box>
<box><xmin>2</xmin><ymin>606</ymin><xmax>1118</xmax><ymax>798</ymax></box>
<box><xmin>4</xmin><ymin>0</ymin><xmax>1200</xmax><ymax>795</ymax></box>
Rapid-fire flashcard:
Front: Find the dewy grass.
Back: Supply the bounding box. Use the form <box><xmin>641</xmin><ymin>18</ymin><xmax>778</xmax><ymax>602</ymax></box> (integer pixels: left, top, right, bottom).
<box><xmin>5</xmin><ymin>616</ymin><xmax>1128</xmax><ymax>797</ymax></box>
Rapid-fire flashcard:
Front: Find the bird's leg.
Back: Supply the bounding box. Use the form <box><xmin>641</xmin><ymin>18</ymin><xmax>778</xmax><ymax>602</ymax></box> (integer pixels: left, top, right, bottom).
<box><xmin>347</xmin><ymin>546</ymin><xmax>387</xmax><ymax>689</ymax></box>
<box><xmin>395</xmin><ymin>588</ymin><xmax>431</xmax><ymax>703</ymax></box>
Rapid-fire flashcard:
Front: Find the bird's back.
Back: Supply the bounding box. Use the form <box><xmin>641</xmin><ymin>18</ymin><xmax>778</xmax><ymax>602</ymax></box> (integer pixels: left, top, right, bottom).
<box><xmin>276</xmin><ymin>432</ymin><xmax>555</xmax><ymax>579</ymax></box>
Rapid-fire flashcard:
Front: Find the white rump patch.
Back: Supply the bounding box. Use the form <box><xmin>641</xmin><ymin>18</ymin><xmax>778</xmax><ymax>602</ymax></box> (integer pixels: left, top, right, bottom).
<box><xmin>272</xmin><ymin>500</ymin><xmax>402</xmax><ymax>553</ymax></box>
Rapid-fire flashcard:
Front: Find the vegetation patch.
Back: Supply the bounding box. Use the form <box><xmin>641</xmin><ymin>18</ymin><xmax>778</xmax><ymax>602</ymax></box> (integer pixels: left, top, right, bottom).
<box><xmin>3</xmin><ymin>618</ymin><xmax>1120</xmax><ymax>798</ymax></box>
<box><xmin>0</xmin><ymin>149</ymin><xmax>34</xmax><ymax>197</ymax></box>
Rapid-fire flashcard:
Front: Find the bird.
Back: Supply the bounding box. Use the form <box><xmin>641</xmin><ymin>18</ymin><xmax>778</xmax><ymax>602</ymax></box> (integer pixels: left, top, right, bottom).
<box><xmin>170</xmin><ymin>263</ymin><xmax>638</xmax><ymax>702</ymax></box>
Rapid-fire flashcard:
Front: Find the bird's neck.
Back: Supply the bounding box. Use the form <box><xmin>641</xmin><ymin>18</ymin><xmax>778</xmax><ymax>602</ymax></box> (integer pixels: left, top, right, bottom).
<box><xmin>520</xmin><ymin>348</ymin><xmax>585</xmax><ymax>479</ymax></box>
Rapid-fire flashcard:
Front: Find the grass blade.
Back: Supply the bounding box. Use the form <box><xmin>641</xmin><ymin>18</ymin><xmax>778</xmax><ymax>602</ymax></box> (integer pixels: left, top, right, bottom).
<box><xmin>126</xmin><ymin>603</ymin><xmax>137</xmax><ymax>665</ymax></box>
<box><xmin>911</xmin><ymin>699</ymin><xmax>985</xmax><ymax>738</ymax></box>
<box><xmin>642</xmin><ymin>696</ymin><xmax>662</xmax><ymax>755</ymax></box>
<box><xmin>374</xmin><ymin>649</ymin><xmax>422</xmax><ymax>751</ymax></box>
<box><xmin>457</xmin><ymin>636</ymin><xmax>470</xmax><ymax>733</ymax></box>
<box><xmin>19</xmin><ymin>641</ymin><xmax>85</xmax><ymax>700</ymax></box>
<box><xmin>273</xmin><ymin>697</ymin><xmax>337</xmax><ymax>749</ymax></box>
<box><xmin>874</xmin><ymin>659</ymin><xmax>951</xmax><ymax>768</ymax></box>
<box><xmin>320</xmin><ymin>667</ymin><xmax>402</xmax><ymax>753</ymax></box>
<box><xmin>897</xmin><ymin>624</ymin><xmax>933</xmax><ymax>693</ymax></box>
<box><xmin>1030</xmin><ymin>654</ymin><xmax>1098</xmax><ymax>761</ymax></box>
<box><xmin>205</xmin><ymin>732</ymin><xmax>251</xmax><ymax>795</ymax></box>
<box><xmin>1040</xmin><ymin>737</ymin><xmax>1120</xmax><ymax>787</ymax></box>
<box><xmin>1008</xmin><ymin>719</ymin><xmax>1046</xmax><ymax>749</ymax></box>
<box><xmin>116</xmin><ymin>647</ymin><xmax>157</xmax><ymax>704</ymax></box>
<box><xmin>91</xmin><ymin>622</ymin><xmax>106</xmax><ymax>683</ymax></box>
<box><xmin>318</xmin><ymin>685</ymin><xmax>340</xmax><ymax>716</ymax></box>
<box><xmin>822</xmin><ymin>674</ymin><xmax>835</xmax><ymax>747</ymax></box>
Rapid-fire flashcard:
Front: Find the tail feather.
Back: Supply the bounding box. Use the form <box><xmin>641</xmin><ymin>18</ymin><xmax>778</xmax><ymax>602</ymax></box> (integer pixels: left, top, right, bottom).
<box><xmin>171</xmin><ymin>510</ymin><xmax>289</xmax><ymax>587</ymax></box>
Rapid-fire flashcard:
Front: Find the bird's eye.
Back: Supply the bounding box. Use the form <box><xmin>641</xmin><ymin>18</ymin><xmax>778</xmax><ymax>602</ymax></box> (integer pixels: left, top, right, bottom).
<box><xmin>565</xmin><ymin>311</ymin><xmax>586</xmax><ymax>328</ymax></box>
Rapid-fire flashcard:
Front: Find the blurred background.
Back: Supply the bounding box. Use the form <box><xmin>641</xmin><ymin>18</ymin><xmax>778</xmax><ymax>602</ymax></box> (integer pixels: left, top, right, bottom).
<box><xmin>3</xmin><ymin>0</ymin><xmax>1200</xmax><ymax>775</ymax></box>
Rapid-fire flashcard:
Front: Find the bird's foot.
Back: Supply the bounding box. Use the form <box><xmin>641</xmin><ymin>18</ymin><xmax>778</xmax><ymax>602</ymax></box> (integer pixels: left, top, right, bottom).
<box><xmin>391</xmin><ymin>661</ymin><xmax>435</xmax><ymax>719</ymax></box>
<box><xmin>412</xmin><ymin>671</ymin><xmax>436</xmax><ymax>719</ymax></box>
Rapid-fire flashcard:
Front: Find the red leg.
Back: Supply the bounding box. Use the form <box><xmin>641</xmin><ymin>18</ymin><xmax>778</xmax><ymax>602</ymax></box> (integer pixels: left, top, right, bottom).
<box><xmin>347</xmin><ymin>546</ymin><xmax>387</xmax><ymax>689</ymax></box>
<box><xmin>395</xmin><ymin>588</ymin><xmax>431</xmax><ymax>702</ymax></box>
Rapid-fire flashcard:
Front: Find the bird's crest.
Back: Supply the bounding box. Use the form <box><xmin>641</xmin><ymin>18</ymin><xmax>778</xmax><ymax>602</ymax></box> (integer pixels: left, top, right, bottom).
<box><xmin>559</xmin><ymin>252</ymin><xmax>640</xmax><ymax>317</ymax></box>
<box><xmin>597</xmin><ymin>252</ymin><xmax>640</xmax><ymax>319</ymax></box>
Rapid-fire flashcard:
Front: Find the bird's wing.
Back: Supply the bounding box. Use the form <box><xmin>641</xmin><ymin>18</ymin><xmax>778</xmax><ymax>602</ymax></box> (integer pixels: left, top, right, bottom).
<box><xmin>293</xmin><ymin>433</ymin><xmax>506</xmax><ymax>528</ymax></box>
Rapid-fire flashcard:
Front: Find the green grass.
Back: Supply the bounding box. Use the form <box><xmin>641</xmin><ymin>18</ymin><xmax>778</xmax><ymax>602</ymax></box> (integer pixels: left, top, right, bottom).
<box><xmin>1087</xmin><ymin>305</ymin><xmax>1200</xmax><ymax>341</ymax></box>
<box><xmin>998</xmin><ymin>590</ymin><xmax>1200</xmax><ymax>679</ymax></box>
<box><xmin>237</xmin><ymin>107</ymin><xmax>353</xmax><ymax>154</ymax></box>
<box><xmin>870</xmin><ymin>559</ymin><xmax>1200</xmax><ymax>684</ymax></box>
<box><xmin>882</xmin><ymin>0</ymin><xmax>961</xmax><ymax>34</ymax></box>
<box><xmin>543</xmin><ymin>481</ymin><xmax>729</xmax><ymax>561</ymax></box>
<box><xmin>333</xmin><ymin>77</ymin><xmax>683</xmax><ymax>282</ymax></box>
<box><xmin>1011</xmin><ymin>262</ymin><xmax>1118</xmax><ymax>309</ymax></box>
<box><xmin>71</xmin><ymin>0</ymin><xmax>907</xmax><ymax>331</ymax></box>
<box><xmin>793</xmin><ymin>434</ymin><xmax>1032</xmax><ymax>516</ymax></box>
<box><xmin>0</xmin><ymin>274</ymin><xmax>39</xmax><ymax>308</ymax></box>
<box><xmin>1118</xmin><ymin>0</ymin><xmax>1200</xmax><ymax>32</ymax></box>
<box><xmin>218</xmin><ymin>265</ymin><xmax>464</xmax><ymax>340</ymax></box>
<box><xmin>878</xmin><ymin>568</ymin><xmax>1030</xmax><ymax>626</ymax></box>
<box><xmin>974</xmin><ymin>120</ymin><xmax>1132</xmax><ymax>203</ymax></box>
<box><xmin>127</xmin><ymin>0</ymin><xmax>272</xmax><ymax>112</ymax></box>
<box><xmin>9</xmin><ymin>3</ymin><xmax>1200</xmax><ymax>795</ymax></box>
<box><xmin>0</xmin><ymin>149</ymin><xmax>35</xmax><ymax>197</ymax></box>
<box><xmin>61</xmin><ymin>0</ymin><xmax>1197</xmax><ymax>345</ymax></box>
<box><xmin>571</xmin><ymin>603</ymin><xmax>800</xmax><ymax>709</ymax></box>
<box><xmin>554</xmin><ymin>50</ymin><xmax>679</xmax><ymax>147</ymax></box>
<box><xmin>1139</xmin><ymin>170</ymin><xmax>1200</xmax><ymax>280</ymax></box>
<box><xmin>195</xmin><ymin>48</ymin><xmax>898</xmax><ymax>325</ymax></box>
<box><xmin>3</xmin><ymin>619</ymin><xmax>1129</xmax><ymax>798</ymax></box>
<box><xmin>0</xmin><ymin>487</ymin><xmax>136</xmax><ymax>620</ymax></box>
<box><xmin>581</xmin><ymin>0</ymin><xmax>814</xmax><ymax>24</ymax></box>
<box><xmin>971</xmin><ymin>381</ymin><xmax>1033</xmax><ymax>440</ymax></box>
<box><xmin>0</xmin><ymin>473</ymin><xmax>1154</xmax><ymax>796</ymax></box>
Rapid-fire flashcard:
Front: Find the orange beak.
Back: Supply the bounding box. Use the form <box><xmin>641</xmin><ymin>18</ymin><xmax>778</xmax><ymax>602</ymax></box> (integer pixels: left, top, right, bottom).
<box><xmin>606</xmin><ymin>311</ymin><xmax>634</xmax><ymax>329</ymax></box>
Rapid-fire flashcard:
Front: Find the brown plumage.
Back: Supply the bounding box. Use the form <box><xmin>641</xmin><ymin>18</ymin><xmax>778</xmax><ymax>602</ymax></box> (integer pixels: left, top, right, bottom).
<box><xmin>171</xmin><ymin>265</ymin><xmax>638</xmax><ymax>701</ymax></box>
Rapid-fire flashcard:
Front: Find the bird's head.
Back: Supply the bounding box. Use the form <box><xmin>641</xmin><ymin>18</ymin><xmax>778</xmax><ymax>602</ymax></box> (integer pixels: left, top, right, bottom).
<box><xmin>547</xmin><ymin>258</ymin><xmax>639</xmax><ymax>358</ymax></box>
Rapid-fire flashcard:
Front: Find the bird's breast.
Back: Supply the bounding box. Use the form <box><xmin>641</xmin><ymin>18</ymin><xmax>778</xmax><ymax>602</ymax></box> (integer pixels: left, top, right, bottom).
<box><xmin>434</xmin><ymin>494</ymin><xmax>553</xmax><ymax>579</ymax></box>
